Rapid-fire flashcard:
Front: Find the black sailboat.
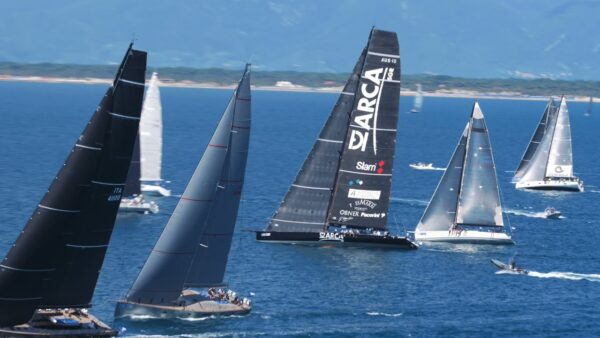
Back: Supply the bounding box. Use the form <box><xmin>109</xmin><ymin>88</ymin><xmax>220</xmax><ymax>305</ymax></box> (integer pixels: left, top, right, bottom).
<box><xmin>115</xmin><ymin>65</ymin><xmax>252</xmax><ymax>319</ymax></box>
<box><xmin>0</xmin><ymin>44</ymin><xmax>146</xmax><ymax>337</ymax></box>
<box><xmin>256</xmin><ymin>29</ymin><xmax>417</xmax><ymax>249</ymax></box>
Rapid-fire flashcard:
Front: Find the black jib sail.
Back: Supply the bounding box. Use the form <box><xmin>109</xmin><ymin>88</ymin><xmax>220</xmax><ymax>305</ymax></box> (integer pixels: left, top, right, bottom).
<box><xmin>125</xmin><ymin>66</ymin><xmax>251</xmax><ymax>305</ymax></box>
<box><xmin>327</xmin><ymin>29</ymin><xmax>401</xmax><ymax>230</ymax></box>
<box><xmin>0</xmin><ymin>44</ymin><xmax>146</xmax><ymax>326</ymax></box>
<box><xmin>264</xmin><ymin>48</ymin><xmax>366</xmax><ymax>233</ymax></box>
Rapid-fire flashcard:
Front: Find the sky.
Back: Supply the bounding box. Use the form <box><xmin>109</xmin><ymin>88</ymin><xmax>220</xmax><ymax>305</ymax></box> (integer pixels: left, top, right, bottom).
<box><xmin>0</xmin><ymin>0</ymin><xmax>599</xmax><ymax>80</ymax></box>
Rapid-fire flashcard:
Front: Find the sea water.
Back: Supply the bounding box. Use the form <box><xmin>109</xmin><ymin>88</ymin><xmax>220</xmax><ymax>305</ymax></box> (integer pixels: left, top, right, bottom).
<box><xmin>0</xmin><ymin>82</ymin><xmax>599</xmax><ymax>337</ymax></box>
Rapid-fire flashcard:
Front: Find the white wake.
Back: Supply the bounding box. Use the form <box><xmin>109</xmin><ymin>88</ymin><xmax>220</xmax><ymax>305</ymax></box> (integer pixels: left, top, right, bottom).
<box><xmin>496</xmin><ymin>270</ymin><xmax>600</xmax><ymax>282</ymax></box>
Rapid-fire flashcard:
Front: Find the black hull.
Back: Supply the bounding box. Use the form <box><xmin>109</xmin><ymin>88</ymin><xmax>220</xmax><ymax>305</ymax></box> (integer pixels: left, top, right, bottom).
<box><xmin>0</xmin><ymin>309</ymin><xmax>116</xmax><ymax>337</ymax></box>
<box><xmin>256</xmin><ymin>231</ymin><xmax>418</xmax><ymax>250</ymax></box>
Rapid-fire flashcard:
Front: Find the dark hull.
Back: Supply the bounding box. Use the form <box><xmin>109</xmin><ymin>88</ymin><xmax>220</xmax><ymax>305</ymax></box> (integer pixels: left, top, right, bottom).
<box><xmin>525</xmin><ymin>185</ymin><xmax>581</xmax><ymax>192</ymax></box>
<box><xmin>0</xmin><ymin>309</ymin><xmax>116</xmax><ymax>338</ymax></box>
<box><xmin>256</xmin><ymin>231</ymin><xmax>418</xmax><ymax>249</ymax></box>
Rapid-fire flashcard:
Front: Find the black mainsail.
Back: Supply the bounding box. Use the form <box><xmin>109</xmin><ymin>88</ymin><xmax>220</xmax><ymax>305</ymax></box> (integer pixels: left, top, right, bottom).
<box><xmin>124</xmin><ymin>66</ymin><xmax>251</xmax><ymax>306</ymax></box>
<box><xmin>0</xmin><ymin>44</ymin><xmax>146</xmax><ymax>326</ymax></box>
<box><xmin>327</xmin><ymin>29</ymin><xmax>401</xmax><ymax>229</ymax></box>
<box><xmin>259</xmin><ymin>29</ymin><xmax>416</xmax><ymax>249</ymax></box>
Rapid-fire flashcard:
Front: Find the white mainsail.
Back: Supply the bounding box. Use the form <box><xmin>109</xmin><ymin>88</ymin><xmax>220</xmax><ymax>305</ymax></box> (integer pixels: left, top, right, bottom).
<box><xmin>140</xmin><ymin>72</ymin><xmax>163</xmax><ymax>182</ymax></box>
<box><xmin>545</xmin><ymin>97</ymin><xmax>573</xmax><ymax>178</ymax></box>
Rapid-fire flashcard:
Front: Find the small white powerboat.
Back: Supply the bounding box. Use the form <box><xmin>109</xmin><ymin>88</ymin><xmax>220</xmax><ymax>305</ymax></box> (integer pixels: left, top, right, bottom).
<box><xmin>544</xmin><ymin>207</ymin><xmax>561</xmax><ymax>219</ymax></box>
<box><xmin>409</xmin><ymin>162</ymin><xmax>434</xmax><ymax>170</ymax></box>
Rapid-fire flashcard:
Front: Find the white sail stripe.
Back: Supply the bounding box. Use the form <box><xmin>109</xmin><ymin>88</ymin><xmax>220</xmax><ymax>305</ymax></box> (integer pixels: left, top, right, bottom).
<box><xmin>367</xmin><ymin>51</ymin><xmax>400</xmax><ymax>58</ymax></box>
<box><xmin>38</xmin><ymin>204</ymin><xmax>80</xmax><ymax>213</ymax></box>
<box><xmin>109</xmin><ymin>112</ymin><xmax>141</xmax><ymax>120</ymax></box>
<box><xmin>119</xmin><ymin>78</ymin><xmax>146</xmax><ymax>87</ymax></box>
<box><xmin>349</xmin><ymin>124</ymin><xmax>397</xmax><ymax>132</ymax></box>
<box><xmin>66</xmin><ymin>244</ymin><xmax>109</xmax><ymax>249</ymax></box>
<box><xmin>339</xmin><ymin>169</ymin><xmax>392</xmax><ymax>176</ymax></box>
<box><xmin>292</xmin><ymin>184</ymin><xmax>331</xmax><ymax>191</ymax></box>
<box><xmin>0</xmin><ymin>264</ymin><xmax>55</xmax><ymax>272</ymax></box>
<box><xmin>75</xmin><ymin>144</ymin><xmax>102</xmax><ymax>151</ymax></box>
<box><xmin>341</xmin><ymin>92</ymin><xmax>355</xmax><ymax>96</ymax></box>
<box><xmin>317</xmin><ymin>138</ymin><xmax>343</xmax><ymax>143</ymax></box>
<box><xmin>272</xmin><ymin>218</ymin><xmax>326</xmax><ymax>225</ymax></box>
<box><xmin>91</xmin><ymin>180</ymin><xmax>126</xmax><ymax>186</ymax></box>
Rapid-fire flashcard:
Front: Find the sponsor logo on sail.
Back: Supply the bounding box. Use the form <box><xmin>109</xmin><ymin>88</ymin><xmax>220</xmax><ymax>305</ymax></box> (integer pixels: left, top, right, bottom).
<box><xmin>348</xmin><ymin>67</ymin><xmax>395</xmax><ymax>154</ymax></box>
<box><xmin>339</xmin><ymin>210</ymin><xmax>386</xmax><ymax>219</ymax></box>
<box><xmin>356</xmin><ymin>160</ymin><xmax>385</xmax><ymax>174</ymax></box>
<box><xmin>350</xmin><ymin>199</ymin><xmax>377</xmax><ymax>211</ymax></box>
<box><xmin>348</xmin><ymin>188</ymin><xmax>381</xmax><ymax>200</ymax></box>
<box><xmin>555</xmin><ymin>166</ymin><xmax>563</xmax><ymax>173</ymax></box>
<box><xmin>348</xmin><ymin>178</ymin><xmax>364</xmax><ymax>186</ymax></box>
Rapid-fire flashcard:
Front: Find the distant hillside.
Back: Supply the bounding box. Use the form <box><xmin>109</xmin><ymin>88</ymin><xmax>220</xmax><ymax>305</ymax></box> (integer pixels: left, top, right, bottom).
<box><xmin>0</xmin><ymin>62</ymin><xmax>599</xmax><ymax>97</ymax></box>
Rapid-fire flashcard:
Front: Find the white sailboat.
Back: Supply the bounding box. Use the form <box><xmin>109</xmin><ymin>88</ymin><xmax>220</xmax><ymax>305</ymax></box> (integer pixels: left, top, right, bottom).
<box><xmin>414</xmin><ymin>102</ymin><xmax>513</xmax><ymax>244</ymax></box>
<box><xmin>140</xmin><ymin>72</ymin><xmax>171</xmax><ymax>197</ymax></box>
<box><xmin>513</xmin><ymin>97</ymin><xmax>583</xmax><ymax>192</ymax></box>
<box><xmin>409</xmin><ymin>84</ymin><xmax>423</xmax><ymax>113</ymax></box>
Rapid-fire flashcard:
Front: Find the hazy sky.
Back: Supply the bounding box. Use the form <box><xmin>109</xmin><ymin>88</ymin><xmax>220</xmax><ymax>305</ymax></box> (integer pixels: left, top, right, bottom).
<box><xmin>0</xmin><ymin>0</ymin><xmax>599</xmax><ymax>80</ymax></box>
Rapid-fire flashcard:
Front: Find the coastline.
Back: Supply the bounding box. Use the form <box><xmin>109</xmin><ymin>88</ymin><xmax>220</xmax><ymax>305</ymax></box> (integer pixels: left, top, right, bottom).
<box><xmin>0</xmin><ymin>74</ymin><xmax>595</xmax><ymax>102</ymax></box>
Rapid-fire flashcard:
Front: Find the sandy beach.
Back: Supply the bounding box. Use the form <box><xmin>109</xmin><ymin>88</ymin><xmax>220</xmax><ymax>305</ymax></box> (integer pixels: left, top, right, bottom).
<box><xmin>0</xmin><ymin>74</ymin><xmax>595</xmax><ymax>102</ymax></box>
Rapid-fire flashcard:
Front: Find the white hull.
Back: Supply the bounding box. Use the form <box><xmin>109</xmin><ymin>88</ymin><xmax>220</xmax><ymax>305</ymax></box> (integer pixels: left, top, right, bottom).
<box><xmin>415</xmin><ymin>229</ymin><xmax>514</xmax><ymax>245</ymax></box>
<box><xmin>119</xmin><ymin>196</ymin><xmax>159</xmax><ymax>214</ymax></box>
<box><xmin>515</xmin><ymin>178</ymin><xmax>583</xmax><ymax>192</ymax></box>
<box><xmin>141</xmin><ymin>183</ymin><xmax>171</xmax><ymax>197</ymax></box>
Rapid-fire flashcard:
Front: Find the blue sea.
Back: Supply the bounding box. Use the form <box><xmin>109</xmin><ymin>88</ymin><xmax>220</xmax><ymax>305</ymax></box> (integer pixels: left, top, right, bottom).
<box><xmin>0</xmin><ymin>82</ymin><xmax>599</xmax><ymax>337</ymax></box>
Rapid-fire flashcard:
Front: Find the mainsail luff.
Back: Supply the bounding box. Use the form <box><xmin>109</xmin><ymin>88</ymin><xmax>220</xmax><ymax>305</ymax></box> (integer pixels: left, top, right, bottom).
<box><xmin>265</xmin><ymin>48</ymin><xmax>367</xmax><ymax>233</ymax></box>
<box><xmin>184</xmin><ymin>65</ymin><xmax>251</xmax><ymax>288</ymax></box>
<box><xmin>513</xmin><ymin>99</ymin><xmax>553</xmax><ymax>182</ymax></box>
<box><xmin>126</xmin><ymin>74</ymin><xmax>237</xmax><ymax>305</ymax></box>
<box><xmin>140</xmin><ymin>72</ymin><xmax>163</xmax><ymax>182</ymax></box>
<box><xmin>416</xmin><ymin>124</ymin><xmax>468</xmax><ymax>232</ymax></box>
<box><xmin>545</xmin><ymin>97</ymin><xmax>574</xmax><ymax>178</ymax></box>
<box><xmin>327</xmin><ymin>29</ymin><xmax>401</xmax><ymax>230</ymax></box>
<box><xmin>0</xmin><ymin>46</ymin><xmax>146</xmax><ymax>326</ymax></box>
<box><xmin>455</xmin><ymin>103</ymin><xmax>503</xmax><ymax>227</ymax></box>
